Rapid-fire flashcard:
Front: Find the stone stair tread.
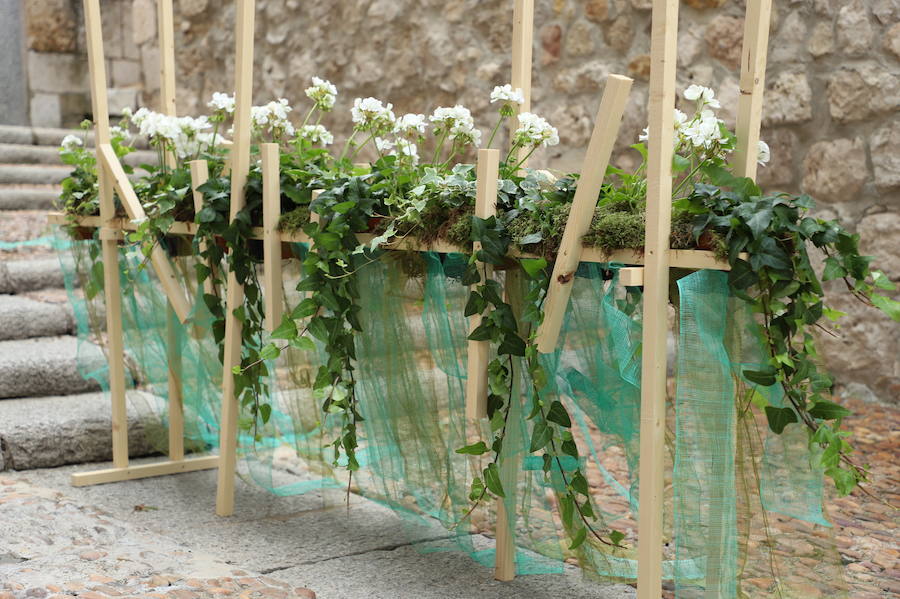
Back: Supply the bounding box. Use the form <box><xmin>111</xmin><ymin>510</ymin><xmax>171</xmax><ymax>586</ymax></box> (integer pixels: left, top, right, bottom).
<box><xmin>0</xmin><ymin>256</ymin><xmax>66</xmax><ymax>293</ymax></box>
<box><xmin>0</xmin><ymin>187</ymin><xmax>61</xmax><ymax>210</ymax></box>
<box><xmin>0</xmin><ymin>335</ymin><xmax>103</xmax><ymax>399</ymax></box>
<box><xmin>0</xmin><ymin>143</ymin><xmax>157</xmax><ymax>166</ymax></box>
<box><xmin>0</xmin><ymin>164</ymin><xmax>71</xmax><ymax>185</ymax></box>
<box><xmin>0</xmin><ymin>124</ymin><xmax>149</xmax><ymax>149</ymax></box>
<box><xmin>0</xmin><ymin>390</ymin><xmax>159</xmax><ymax>470</ymax></box>
<box><xmin>0</xmin><ymin>294</ymin><xmax>74</xmax><ymax>341</ymax></box>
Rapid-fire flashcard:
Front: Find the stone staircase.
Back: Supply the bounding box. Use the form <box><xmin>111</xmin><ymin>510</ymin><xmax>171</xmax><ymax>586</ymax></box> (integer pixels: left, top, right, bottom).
<box><xmin>0</xmin><ymin>124</ymin><xmax>155</xmax><ymax>472</ymax></box>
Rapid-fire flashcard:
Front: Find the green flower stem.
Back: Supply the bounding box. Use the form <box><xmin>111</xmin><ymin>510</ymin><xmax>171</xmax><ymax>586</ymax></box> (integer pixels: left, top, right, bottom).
<box><xmin>485</xmin><ymin>116</ymin><xmax>506</xmax><ymax>150</ymax></box>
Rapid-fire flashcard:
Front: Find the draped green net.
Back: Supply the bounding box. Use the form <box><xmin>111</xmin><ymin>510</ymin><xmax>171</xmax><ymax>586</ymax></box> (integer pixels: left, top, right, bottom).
<box><xmin>49</xmin><ymin>230</ymin><xmax>847</xmax><ymax>597</ymax></box>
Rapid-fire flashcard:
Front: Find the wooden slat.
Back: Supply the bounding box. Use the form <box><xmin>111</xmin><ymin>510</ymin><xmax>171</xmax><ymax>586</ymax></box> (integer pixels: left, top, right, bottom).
<box><xmin>510</xmin><ymin>0</ymin><xmax>534</xmax><ymax>167</ymax></box>
<box><xmin>83</xmin><ymin>0</ymin><xmax>126</xmax><ymax>469</ymax></box>
<box><xmin>262</xmin><ymin>143</ymin><xmax>283</xmax><ymax>332</ymax></box>
<box><xmin>216</xmin><ymin>0</ymin><xmax>256</xmax><ymax>518</ymax></box>
<box><xmin>157</xmin><ymin>0</ymin><xmax>177</xmax><ymax>117</ymax></box>
<box><xmin>637</xmin><ymin>0</ymin><xmax>680</xmax><ymax>597</ymax></box>
<box><xmin>189</xmin><ymin>159</ymin><xmax>217</xmax><ymax>296</ymax></box>
<box><xmin>98</xmin><ymin>144</ymin><xmax>191</xmax><ymax>323</ymax></box>
<box><xmin>465</xmin><ymin>148</ymin><xmax>500</xmax><ymax>422</ymax></box>
<box><xmin>167</xmin><ymin>303</ymin><xmax>185</xmax><ymax>461</ymax></box>
<box><xmin>534</xmin><ymin>74</ymin><xmax>633</xmax><ymax>353</ymax></box>
<box><xmin>733</xmin><ymin>0</ymin><xmax>773</xmax><ymax>180</ymax></box>
<box><xmin>71</xmin><ymin>455</ymin><xmax>219</xmax><ymax>487</ymax></box>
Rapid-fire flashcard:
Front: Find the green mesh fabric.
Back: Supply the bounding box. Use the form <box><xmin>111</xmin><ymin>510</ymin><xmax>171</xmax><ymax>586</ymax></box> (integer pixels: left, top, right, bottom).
<box><xmin>46</xmin><ymin>229</ymin><xmax>847</xmax><ymax>595</ymax></box>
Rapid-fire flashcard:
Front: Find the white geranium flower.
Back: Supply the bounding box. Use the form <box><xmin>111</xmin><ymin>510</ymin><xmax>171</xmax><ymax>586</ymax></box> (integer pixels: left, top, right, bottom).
<box><xmin>351</xmin><ymin>97</ymin><xmax>395</xmax><ymax>133</ymax></box>
<box><xmin>429</xmin><ymin>105</ymin><xmax>473</xmax><ymax>130</ymax></box>
<box><xmin>208</xmin><ymin>92</ymin><xmax>236</xmax><ymax>115</ymax></box>
<box><xmin>449</xmin><ymin>120</ymin><xmax>481</xmax><ymax>147</ymax></box>
<box><xmin>305</xmin><ymin>77</ymin><xmax>337</xmax><ymax>112</ymax></box>
<box><xmin>131</xmin><ymin>107</ymin><xmax>151</xmax><ymax>127</ymax></box>
<box><xmin>396</xmin><ymin>139</ymin><xmax>420</xmax><ymax>165</ymax></box>
<box><xmin>490</xmin><ymin>84</ymin><xmax>525</xmax><ymax>105</ymax></box>
<box><xmin>681</xmin><ymin>109</ymin><xmax>723</xmax><ymax>150</ymax></box>
<box><xmin>251</xmin><ymin>99</ymin><xmax>294</xmax><ymax>140</ymax></box>
<box><xmin>757</xmin><ymin>140</ymin><xmax>770</xmax><ymax>166</ymax></box>
<box><xmin>61</xmin><ymin>134</ymin><xmax>82</xmax><ymax>151</ymax></box>
<box><xmin>513</xmin><ymin>112</ymin><xmax>559</xmax><ymax>148</ymax></box>
<box><xmin>394</xmin><ymin>113</ymin><xmax>428</xmax><ymax>138</ymax></box>
<box><xmin>374</xmin><ymin>137</ymin><xmax>395</xmax><ymax>153</ymax></box>
<box><xmin>683</xmin><ymin>84</ymin><xmax>721</xmax><ymax>109</ymax></box>
<box><xmin>300</xmin><ymin>124</ymin><xmax>334</xmax><ymax>145</ymax></box>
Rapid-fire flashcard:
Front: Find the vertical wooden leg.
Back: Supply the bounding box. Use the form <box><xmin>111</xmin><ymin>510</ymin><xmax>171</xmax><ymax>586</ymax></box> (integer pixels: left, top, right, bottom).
<box><xmin>167</xmin><ymin>301</ymin><xmax>185</xmax><ymax>461</ymax></box>
<box><xmin>99</xmin><ymin>170</ymin><xmax>129</xmax><ymax>469</ymax></box>
<box><xmin>215</xmin><ymin>272</ymin><xmax>244</xmax><ymax>516</ymax></box>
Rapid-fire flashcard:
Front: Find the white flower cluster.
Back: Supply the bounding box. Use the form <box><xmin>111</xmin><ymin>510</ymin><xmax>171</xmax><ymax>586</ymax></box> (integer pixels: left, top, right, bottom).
<box><xmin>251</xmin><ymin>98</ymin><xmax>294</xmax><ymax>139</ymax></box>
<box><xmin>757</xmin><ymin>140</ymin><xmax>770</xmax><ymax>166</ymax></box>
<box><xmin>132</xmin><ymin>108</ymin><xmax>213</xmax><ymax>159</ymax></box>
<box><xmin>305</xmin><ymin>77</ymin><xmax>337</xmax><ymax>112</ymax></box>
<box><xmin>60</xmin><ymin>134</ymin><xmax>83</xmax><ymax>151</ymax></box>
<box><xmin>207</xmin><ymin>92</ymin><xmax>236</xmax><ymax>116</ymax></box>
<box><xmin>300</xmin><ymin>124</ymin><xmax>334</xmax><ymax>146</ymax></box>
<box><xmin>683</xmin><ymin>84</ymin><xmax>721</xmax><ymax>109</ymax></box>
<box><xmin>374</xmin><ymin>137</ymin><xmax>420</xmax><ymax>165</ymax></box>
<box><xmin>513</xmin><ymin>112</ymin><xmax>559</xmax><ymax>148</ymax></box>
<box><xmin>394</xmin><ymin>113</ymin><xmax>428</xmax><ymax>139</ymax></box>
<box><xmin>351</xmin><ymin>97</ymin><xmax>395</xmax><ymax>133</ymax></box>
<box><xmin>430</xmin><ymin>105</ymin><xmax>481</xmax><ymax>146</ymax></box>
<box><xmin>490</xmin><ymin>84</ymin><xmax>525</xmax><ymax>105</ymax></box>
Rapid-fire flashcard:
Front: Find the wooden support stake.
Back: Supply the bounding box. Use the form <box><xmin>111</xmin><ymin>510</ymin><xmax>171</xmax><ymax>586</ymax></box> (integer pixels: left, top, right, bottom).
<box><xmin>71</xmin><ymin>455</ymin><xmax>219</xmax><ymax>487</ymax></box>
<box><xmin>189</xmin><ymin>159</ymin><xmax>217</xmax><ymax>297</ymax></box>
<box><xmin>216</xmin><ymin>0</ymin><xmax>256</xmax><ymax>518</ymax></box>
<box><xmin>97</xmin><ymin>145</ymin><xmax>191</xmax><ymax>323</ymax></box>
<box><xmin>637</xmin><ymin>1</ymin><xmax>680</xmax><ymax>597</ymax></box>
<box><xmin>465</xmin><ymin>149</ymin><xmax>500</xmax><ymax>421</ymax></box>
<box><xmin>81</xmin><ymin>0</ymin><xmax>128</xmax><ymax>471</ymax></box>
<box><xmin>618</xmin><ymin>267</ymin><xmax>645</xmax><ymax>287</ymax></box>
<box><xmin>262</xmin><ymin>143</ymin><xmax>283</xmax><ymax>332</ymax></box>
<box><xmin>534</xmin><ymin>74</ymin><xmax>633</xmax><ymax>353</ymax></box>
<box><xmin>167</xmin><ymin>303</ymin><xmax>185</xmax><ymax>461</ymax></box>
<box><xmin>733</xmin><ymin>0</ymin><xmax>773</xmax><ymax>180</ymax></box>
<box><xmin>511</xmin><ymin>0</ymin><xmax>534</xmax><ymax>166</ymax></box>
<box><xmin>157</xmin><ymin>0</ymin><xmax>177</xmax><ymax>117</ymax></box>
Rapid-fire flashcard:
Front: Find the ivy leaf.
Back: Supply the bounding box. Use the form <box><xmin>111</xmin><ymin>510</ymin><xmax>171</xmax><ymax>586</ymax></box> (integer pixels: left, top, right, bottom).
<box><xmin>609</xmin><ymin>530</ymin><xmax>626</xmax><ymax>547</ymax></box>
<box><xmin>808</xmin><ymin>400</ymin><xmax>851</xmax><ymax>421</ymax></box>
<box><xmin>468</xmin><ymin>477</ymin><xmax>485</xmax><ymax>501</ymax></box>
<box><xmin>497</xmin><ymin>333</ymin><xmax>526</xmax><ymax>357</ymax></box>
<box><xmin>746</xmin><ymin>207</ymin><xmax>773</xmax><ymax>239</ymax></box>
<box><xmin>826</xmin><ymin>466</ymin><xmax>858</xmax><ymax>497</ymax></box>
<box><xmin>764</xmin><ymin>406</ymin><xmax>798</xmax><ymax>434</ymax></box>
<box><xmin>292</xmin><ymin>298</ymin><xmax>318</xmax><ymax>319</ymax></box>
<box><xmin>289</xmin><ymin>336</ymin><xmax>316</xmax><ymax>351</ymax></box>
<box><xmin>483</xmin><ymin>463</ymin><xmax>504</xmax><ymax>497</ymax></box>
<box><xmin>728</xmin><ymin>259</ymin><xmax>757</xmax><ymax>290</ymax></box>
<box><xmin>568</xmin><ymin>526</ymin><xmax>587</xmax><ymax>550</ymax></box>
<box><xmin>331</xmin><ymin>200</ymin><xmax>355</xmax><ymax>214</ymax></box>
<box><xmin>519</xmin><ymin>232</ymin><xmax>543</xmax><ymax>245</ymax></box>
<box><xmin>271</xmin><ymin>317</ymin><xmax>297</xmax><ymax>340</ymax></box>
<box><xmin>468</xmin><ymin>322</ymin><xmax>494</xmax><ymax>341</ymax></box>
<box><xmin>464</xmin><ymin>291</ymin><xmax>486</xmax><ymax>317</ymax></box>
<box><xmin>456</xmin><ymin>441</ymin><xmax>490</xmax><ymax>455</ymax></box>
<box><xmin>259</xmin><ymin>403</ymin><xmax>272</xmax><ymax>424</ymax></box>
<box><xmin>871</xmin><ymin>293</ymin><xmax>900</xmax><ymax>322</ymax></box>
<box><xmin>743</xmin><ymin>367</ymin><xmax>776</xmax><ymax>387</ymax></box>
<box><xmin>547</xmin><ymin>400</ymin><xmax>572</xmax><ymax>428</ymax></box>
<box><xmin>259</xmin><ymin>343</ymin><xmax>281</xmax><ymax>361</ymax></box>
<box><xmin>529</xmin><ymin>421</ymin><xmax>553</xmax><ymax>452</ymax></box>
<box><xmin>571</xmin><ymin>471</ymin><xmax>589</xmax><ymax>496</ymax></box>
<box><xmin>871</xmin><ymin>270</ymin><xmax>896</xmax><ymax>291</ymax></box>
<box><xmin>822</xmin><ymin>257</ymin><xmax>846</xmax><ymax>281</ymax></box>
<box><xmin>520</xmin><ymin>257</ymin><xmax>548</xmax><ymax>278</ymax></box>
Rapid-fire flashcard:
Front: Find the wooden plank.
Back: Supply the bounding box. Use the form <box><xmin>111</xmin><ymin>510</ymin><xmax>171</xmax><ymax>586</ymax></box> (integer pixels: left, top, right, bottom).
<box><xmin>511</xmin><ymin>0</ymin><xmax>534</xmax><ymax>167</ymax></box>
<box><xmin>189</xmin><ymin>159</ymin><xmax>217</xmax><ymax>296</ymax></box>
<box><xmin>534</xmin><ymin>74</ymin><xmax>633</xmax><ymax>353</ymax></box>
<box><xmin>733</xmin><ymin>0</ymin><xmax>773</xmax><ymax>180</ymax></box>
<box><xmin>618</xmin><ymin>267</ymin><xmax>644</xmax><ymax>287</ymax></box>
<box><xmin>83</xmin><ymin>0</ymin><xmax>127</xmax><ymax>469</ymax></box>
<box><xmin>636</xmin><ymin>0</ymin><xmax>680</xmax><ymax>597</ymax></box>
<box><xmin>167</xmin><ymin>303</ymin><xmax>185</xmax><ymax>461</ymax></box>
<box><xmin>157</xmin><ymin>0</ymin><xmax>177</xmax><ymax>168</ymax></box>
<box><xmin>216</xmin><ymin>0</ymin><xmax>256</xmax><ymax>518</ymax></box>
<box><xmin>465</xmin><ymin>148</ymin><xmax>500</xmax><ymax>421</ymax></box>
<box><xmin>71</xmin><ymin>455</ymin><xmax>219</xmax><ymax>487</ymax></box>
<box><xmin>262</xmin><ymin>143</ymin><xmax>283</xmax><ymax>332</ymax></box>
<box><xmin>97</xmin><ymin>144</ymin><xmax>191</xmax><ymax>323</ymax></box>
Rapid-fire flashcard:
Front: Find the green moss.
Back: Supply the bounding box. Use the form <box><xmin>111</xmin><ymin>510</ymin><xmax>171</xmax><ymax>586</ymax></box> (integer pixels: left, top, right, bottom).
<box><xmin>583</xmin><ymin>211</ymin><xmax>646</xmax><ymax>252</ymax></box>
<box><xmin>670</xmin><ymin>210</ymin><xmax>696</xmax><ymax>250</ymax></box>
<box><xmin>507</xmin><ymin>200</ymin><xmax>571</xmax><ymax>258</ymax></box>
<box><xmin>278</xmin><ymin>206</ymin><xmax>310</xmax><ymax>234</ymax></box>
<box><xmin>443</xmin><ymin>208</ymin><xmax>474</xmax><ymax>248</ymax></box>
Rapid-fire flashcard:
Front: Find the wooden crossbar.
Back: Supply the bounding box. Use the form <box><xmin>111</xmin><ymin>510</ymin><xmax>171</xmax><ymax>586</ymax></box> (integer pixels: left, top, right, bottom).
<box><xmin>262</xmin><ymin>143</ymin><xmax>284</xmax><ymax>332</ymax></box>
<box><xmin>534</xmin><ymin>74</ymin><xmax>633</xmax><ymax>353</ymax></box>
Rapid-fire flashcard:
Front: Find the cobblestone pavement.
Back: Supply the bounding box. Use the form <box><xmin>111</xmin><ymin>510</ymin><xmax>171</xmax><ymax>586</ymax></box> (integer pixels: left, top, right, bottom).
<box><xmin>0</xmin><ymin>477</ymin><xmax>316</xmax><ymax>599</ymax></box>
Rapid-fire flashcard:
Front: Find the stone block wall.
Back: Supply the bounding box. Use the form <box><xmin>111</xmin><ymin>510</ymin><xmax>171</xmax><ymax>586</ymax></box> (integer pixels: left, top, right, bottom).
<box><xmin>16</xmin><ymin>0</ymin><xmax>900</xmax><ymax>401</ymax></box>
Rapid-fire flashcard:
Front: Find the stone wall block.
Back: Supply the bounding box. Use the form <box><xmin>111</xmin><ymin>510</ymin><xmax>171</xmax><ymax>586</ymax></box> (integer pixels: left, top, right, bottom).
<box><xmin>112</xmin><ymin>59</ymin><xmax>141</xmax><ymax>88</ymax></box>
<box><xmin>757</xmin><ymin>128</ymin><xmax>799</xmax><ymax>189</ymax></box>
<box><xmin>684</xmin><ymin>0</ymin><xmax>728</xmax><ymax>8</ymax></box>
<box><xmin>885</xmin><ymin>22</ymin><xmax>900</xmax><ymax>59</ymax></box>
<box><xmin>705</xmin><ymin>16</ymin><xmax>744</xmax><ymax>70</ymax></box>
<box><xmin>762</xmin><ymin>71</ymin><xmax>813</xmax><ymax>126</ymax></box>
<box><xmin>801</xmin><ymin>137</ymin><xmax>869</xmax><ymax>204</ymax></box>
<box><xmin>132</xmin><ymin>0</ymin><xmax>157</xmax><ymax>46</ymax></box>
<box><xmin>827</xmin><ymin>65</ymin><xmax>900</xmax><ymax>123</ymax></box>
<box><xmin>604</xmin><ymin>15</ymin><xmax>634</xmax><ymax>53</ymax></box>
<box><xmin>585</xmin><ymin>0</ymin><xmax>610</xmax><ymax>22</ymax></box>
<box><xmin>25</xmin><ymin>0</ymin><xmax>77</xmax><ymax>53</ymax></box>
<box><xmin>808</xmin><ymin>22</ymin><xmax>834</xmax><ymax>57</ymax></box>
<box><xmin>27</xmin><ymin>52</ymin><xmax>89</xmax><ymax>94</ymax></box>
<box><xmin>566</xmin><ymin>21</ymin><xmax>597</xmax><ymax>57</ymax></box>
<box><xmin>540</xmin><ymin>24</ymin><xmax>563</xmax><ymax>65</ymax></box>
<box><xmin>871</xmin><ymin>120</ymin><xmax>900</xmax><ymax>191</ymax></box>
<box><xmin>836</xmin><ymin>0</ymin><xmax>875</xmax><ymax>56</ymax></box>
<box><xmin>29</xmin><ymin>94</ymin><xmax>62</xmax><ymax>128</ymax></box>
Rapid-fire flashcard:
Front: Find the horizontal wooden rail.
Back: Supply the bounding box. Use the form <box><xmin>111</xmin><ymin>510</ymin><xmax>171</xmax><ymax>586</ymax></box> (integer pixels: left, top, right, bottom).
<box><xmin>47</xmin><ymin>212</ymin><xmax>737</xmax><ymax>271</ymax></box>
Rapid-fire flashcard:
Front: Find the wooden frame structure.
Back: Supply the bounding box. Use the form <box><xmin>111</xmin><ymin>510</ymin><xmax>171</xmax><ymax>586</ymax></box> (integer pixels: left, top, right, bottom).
<box><xmin>57</xmin><ymin>0</ymin><xmax>774</xmax><ymax>593</ymax></box>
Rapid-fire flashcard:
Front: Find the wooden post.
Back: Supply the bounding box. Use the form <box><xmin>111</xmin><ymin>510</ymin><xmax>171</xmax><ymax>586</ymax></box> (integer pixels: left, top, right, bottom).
<box><xmin>157</xmin><ymin>0</ymin><xmax>177</xmax><ymax>118</ymax></box>
<box><xmin>216</xmin><ymin>0</ymin><xmax>256</xmax><ymax>517</ymax></box>
<box><xmin>636</xmin><ymin>0</ymin><xmax>680</xmax><ymax>598</ymax></box>
<box><xmin>167</xmin><ymin>304</ymin><xmax>185</xmax><ymax>461</ymax></box>
<box><xmin>189</xmin><ymin>159</ymin><xmax>216</xmax><ymax>296</ymax></box>
<box><xmin>465</xmin><ymin>149</ymin><xmax>500</xmax><ymax>421</ymax></box>
<box><xmin>733</xmin><ymin>0</ymin><xmax>773</xmax><ymax>180</ymax></box>
<box><xmin>511</xmin><ymin>0</ymin><xmax>534</xmax><ymax>166</ymax></box>
<box><xmin>82</xmin><ymin>0</ymin><xmax>128</xmax><ymax>470</ymax></box>
<box><xmin>262</xmin><ymin>143</ymin><xmax>283</xmax><ymax>332</ymax></box>
<box><xmin>534</xmin><ymin>74</ymin><xmax>633</xmax><ymax>353</ymax></box>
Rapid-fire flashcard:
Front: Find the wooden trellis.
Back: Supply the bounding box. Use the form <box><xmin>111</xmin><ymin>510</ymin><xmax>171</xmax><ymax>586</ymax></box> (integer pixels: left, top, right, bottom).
<box><xmin>52</xmin><ymin>0</ymin><xmax>775</xmax><ymax>594</ymax></box>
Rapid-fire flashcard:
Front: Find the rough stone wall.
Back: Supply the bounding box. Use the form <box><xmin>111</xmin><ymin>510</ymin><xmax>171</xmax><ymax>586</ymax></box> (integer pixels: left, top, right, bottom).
<box><xmin>20</xmin><ymin>0</ymin><xmax>900</xmax><ymax>401</ymax></box>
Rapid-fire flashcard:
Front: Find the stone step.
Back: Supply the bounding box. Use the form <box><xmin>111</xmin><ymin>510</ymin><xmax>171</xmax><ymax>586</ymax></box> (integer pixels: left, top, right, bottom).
<box><xmin>0</xmin><ymin>143</ymin><xmax>157</xmax><ymax>166</ymax></box>
<box><xmin>0</xmin><ymin>295</ymin><xmax>74</xmax><ymax>341</ymax></box>
<box><xmin>0</xmin><ymin>257</ymin><xmax>66</xmax><ymax>294</ymax></box>
<box><xmin>0</xmin><ymin>164</ymin><xmax>71</xmax><ymax>185</ymax></box>
<box><xmin>0</xmin><ymin>124</ymin><xmax>149</xmax><ymax>149</ymax></box>
<box><xmin>0</xmin><ymin>185</ymin><xmax>61</xmax><ymax>210</ymax></box>
<box><xmin>0</xmin><ymin>335</ymin><xmax>106</xmax><ymax>399</ymax></box>
<box><xmin>0</xmin><ymin>390</ymin><xmax>159</xmax><ymax>470</ymax></box>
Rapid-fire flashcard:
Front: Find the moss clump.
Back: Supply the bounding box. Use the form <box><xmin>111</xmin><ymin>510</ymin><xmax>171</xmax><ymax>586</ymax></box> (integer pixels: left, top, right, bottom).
<box><xmin>442</xmin><ymin>208</ymin><xmax>474</xmax><ymax>248</ymax></box>
<box><xmin>278</xmin><ymin>206</ymin><xmax>311</xmax><ymax>234</ymax></box>
<box><xmin>506</xmin><ymin>200</ymin><xmax>571</xmax><ymax>258</ymax></box>
<box><xmin>583</xmin><ymin>211</ymin><xmax>646</xmax><ymax>252</ymax></box>
<box><xmin>670</xmin><ymin>210</ymin><xmax>696</xmax><ymax>249</ymax></box>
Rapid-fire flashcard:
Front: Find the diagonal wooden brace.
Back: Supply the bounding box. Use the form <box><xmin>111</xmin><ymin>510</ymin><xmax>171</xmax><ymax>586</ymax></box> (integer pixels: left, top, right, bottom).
<box><xmin>98</xmin><ymin>143</ymin><xmax>191</xmax><ymax>323</ymax></box>
<box><xmin>533</xmin><ymin>74</ymin><xmax>633</xmax><ymax>354</ymax></box>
